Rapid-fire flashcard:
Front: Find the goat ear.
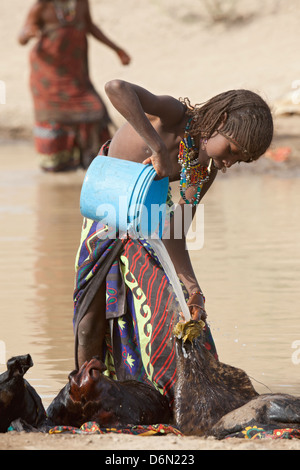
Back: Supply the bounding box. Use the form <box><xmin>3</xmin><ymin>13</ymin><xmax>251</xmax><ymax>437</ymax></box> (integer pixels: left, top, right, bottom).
<box><xmin>91</xmin><ymin>356</ymin><xmax>107</xmax><ymax>373</ymax></box>
<box><xmin>7</xmin><ymin>354</ymin><xmax>33</xmax><ymax>377</ymax></box>
<box><xmin>98</xmin><ymin>360</ymin><xmax>107</xmax><ymax>373</ymax></box>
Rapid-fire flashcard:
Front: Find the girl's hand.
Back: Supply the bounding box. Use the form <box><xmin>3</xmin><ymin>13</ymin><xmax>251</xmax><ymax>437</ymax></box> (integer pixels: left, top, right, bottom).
<box><xmin>142</xmin><ymin>146</ymin><xmax>169</xmax><ymax>178</ymax></box>
<box><xmin>187</xmin><ymin>291</ymin><xmax>207</xmax><ymax>321</ymax></box>
<box><xmin>116</xmin><ymin>49</ymin><xmax>131</xmax><ymax>66</ymax></box>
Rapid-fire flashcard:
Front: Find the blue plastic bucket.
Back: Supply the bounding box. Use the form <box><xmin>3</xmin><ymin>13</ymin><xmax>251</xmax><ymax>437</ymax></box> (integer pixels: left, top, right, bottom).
<box><xmin>80</xmin><ymin>155</ymin><xmax>169</xmax><ymax>237</ymax></box>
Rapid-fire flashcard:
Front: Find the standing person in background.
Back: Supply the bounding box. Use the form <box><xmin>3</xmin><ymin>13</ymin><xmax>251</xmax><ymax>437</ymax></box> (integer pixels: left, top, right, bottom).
<box><xmin>18</xmin><ymin>0</ymin><xmax>131</xmax><ymax>172</ymax></box>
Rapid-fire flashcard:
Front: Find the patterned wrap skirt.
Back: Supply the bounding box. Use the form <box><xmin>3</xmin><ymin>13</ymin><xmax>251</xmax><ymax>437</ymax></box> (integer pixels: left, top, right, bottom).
<box><xmin>73</xmin><ymin>145</ymin><xmax>217</xmax><ymax>406</ymax></box>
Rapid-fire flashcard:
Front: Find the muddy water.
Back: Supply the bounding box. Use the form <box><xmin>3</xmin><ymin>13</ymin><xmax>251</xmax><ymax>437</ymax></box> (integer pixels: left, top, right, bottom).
<box><xmin>0</xmin><ymin>142</ymin><xmax>300</xmax><ymax>408</ymax></box>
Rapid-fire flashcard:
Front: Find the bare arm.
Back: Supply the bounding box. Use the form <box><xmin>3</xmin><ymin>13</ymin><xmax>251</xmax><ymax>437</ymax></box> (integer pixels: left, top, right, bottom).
<box><xmin>18</xmin><ymin>2</ymin><xmax>42</xmax><ymax>45</ymax></box>
<box><xmin>105</xmin><ymin>79</ymin><xmax>186</xmax><ymax>177</ymax></box>
<box><xmin>162</xmin><ymin>205</ymin><xmax>206</xmax><ymax>321</ymax></box>
<box><xmin>84</xmin><ymin>0</ymin><xmax>130</xmax><ymax>65</ymax></box>
<box><xmin>162</xmin><ymin>171</ymin><xmax>218</xmax><ymax>321</ymax></box>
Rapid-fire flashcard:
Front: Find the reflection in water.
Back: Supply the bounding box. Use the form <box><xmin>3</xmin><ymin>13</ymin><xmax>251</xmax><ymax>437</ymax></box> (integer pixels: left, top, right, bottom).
<box><xmin>33</xmin><ymin>170</ymin><xmax>84</xmax><ymax>392</ymax></box>
<box><xmin>0</xmin><ymin>143</ymin><xmax>84</xmax><ymax>405</ymax></box>
<box><xmin>0</xmin><ymin>143</ymin><xmax>300</xmax><ymax>407</ymax></box>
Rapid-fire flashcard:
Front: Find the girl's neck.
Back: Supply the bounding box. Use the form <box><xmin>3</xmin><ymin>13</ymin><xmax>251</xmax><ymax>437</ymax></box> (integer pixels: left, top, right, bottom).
<box><xmin>176</xmin><ymin>112</ymin><xmax>190</xmax><ymax>140</ymax></box>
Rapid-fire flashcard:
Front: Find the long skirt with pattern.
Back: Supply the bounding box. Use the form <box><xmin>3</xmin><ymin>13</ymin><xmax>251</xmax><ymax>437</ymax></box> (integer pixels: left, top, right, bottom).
<box><xmin>73</xmin><ymin>219</ymin><xmax>218</xmax><ymax>407</ymax></box>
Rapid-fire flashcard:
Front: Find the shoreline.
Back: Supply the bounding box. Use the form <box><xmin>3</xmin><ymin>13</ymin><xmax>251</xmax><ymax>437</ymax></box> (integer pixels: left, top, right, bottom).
<box><xmin>2</xmin><ymin>115</ymin><xmax>300</xmax><ymax>178</ymax></box>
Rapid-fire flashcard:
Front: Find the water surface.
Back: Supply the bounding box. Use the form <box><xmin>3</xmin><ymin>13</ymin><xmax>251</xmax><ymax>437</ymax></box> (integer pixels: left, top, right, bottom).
<box><xmin>0</xmin><ymin>142</ymin><xmax>299</xmax><ymax>406</ymax></box>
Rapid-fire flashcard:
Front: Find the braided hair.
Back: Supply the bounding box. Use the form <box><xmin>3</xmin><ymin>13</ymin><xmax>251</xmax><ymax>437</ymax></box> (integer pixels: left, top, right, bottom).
<box><xmin>180</xmin><ymin>90</ymin><xmax>273</xmax><ymax>161</ymax></box>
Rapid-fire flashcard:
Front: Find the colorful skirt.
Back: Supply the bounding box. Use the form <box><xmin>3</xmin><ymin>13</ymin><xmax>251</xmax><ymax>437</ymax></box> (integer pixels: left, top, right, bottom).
<box><xmin>73</xmin><ymin>224</ymin><xmax>217</xmax><ymax>406</ymax></box>
<box><xmin>34</xmin><ymin>120</ymin><xmax>110</xmax><ymax>172</ymax></box>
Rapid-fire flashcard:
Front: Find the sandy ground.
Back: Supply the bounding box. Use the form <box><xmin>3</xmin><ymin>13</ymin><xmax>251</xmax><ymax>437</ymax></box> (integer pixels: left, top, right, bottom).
<box><xmin>1</xmin><ymin>430</ymin><xmax>300</xmax><ymax>451</ymax></box>
<box><xmin>1</xmin><ymin>0</ymin><xmax>300</xmax><ymax>451</ymax></box>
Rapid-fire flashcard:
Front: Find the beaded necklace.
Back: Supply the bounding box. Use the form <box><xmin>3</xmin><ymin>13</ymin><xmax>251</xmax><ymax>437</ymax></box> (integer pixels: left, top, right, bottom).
<box><xmin>54</xmin><ymin>0</ymin><xmax>77</xmax><ymax>25</ymax></box>
<box><xmin>178</xmin><ymin>118</ymin><xmax>210</xmax><ymax>205</ymax></box>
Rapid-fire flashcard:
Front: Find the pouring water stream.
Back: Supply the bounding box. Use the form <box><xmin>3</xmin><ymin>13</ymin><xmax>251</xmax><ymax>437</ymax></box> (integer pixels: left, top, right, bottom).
<box><xmin>143</xmin><ymin>159</ymin><xmax>213</xmax><ymax>323</ymax></box>
<box><xmin>146</xmin><ymin>238</ymin><xmax>191</xmax><ymax>321</ymax></box>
